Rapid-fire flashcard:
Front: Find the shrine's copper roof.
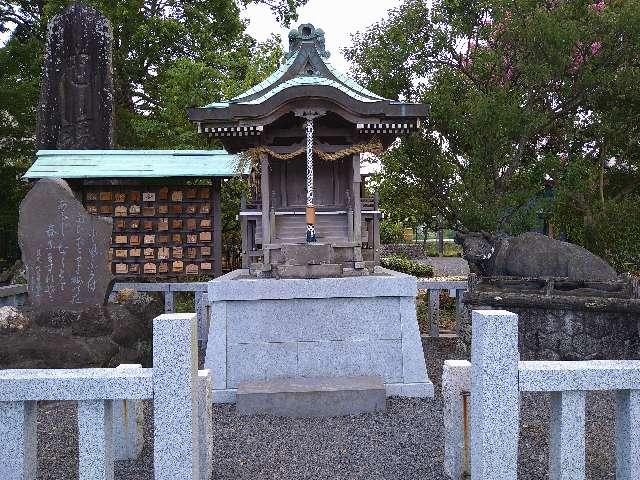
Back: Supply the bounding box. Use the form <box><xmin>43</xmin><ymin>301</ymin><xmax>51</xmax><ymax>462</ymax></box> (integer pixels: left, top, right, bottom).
<box><xmin>187</xmin><ymin>24</ymin><xmax>427</xmax><ymax>126</ymax></box>
<box><xmin>24</xmin><ymin>150</ymin><xmax>245</xmax><ymax>179</ymax></box>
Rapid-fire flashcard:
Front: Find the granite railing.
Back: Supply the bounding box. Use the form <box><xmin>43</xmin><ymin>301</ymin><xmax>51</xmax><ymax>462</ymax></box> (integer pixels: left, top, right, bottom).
<box><xmin>0</xmin><ymin>313</ymin><xmax>213</xmax><ymax>480</ymax></box>
<box><xmin>111</xmin><ymin>282</ymin><xmax>210</xmax><ymax>346</ymax></box>
<box><xmin>417</xmin><ymin>279</ymin><xmax>468</xmax><ymax>337</ymax></box>
<box><xmin>0</xmin><ymin>284</ymin><xmax>28</xmax><ymax>307</ymax></box>
<box><xmin>443</xmin><ymin>310</ymin><xmax>640</xmax><ymax>480</ymax></box>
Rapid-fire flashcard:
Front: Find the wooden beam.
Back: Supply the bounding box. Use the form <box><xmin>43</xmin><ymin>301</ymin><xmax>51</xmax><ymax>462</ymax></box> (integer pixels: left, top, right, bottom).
<box><xmin>352</xmin><ymin>153</ymin><xmax>363</xmax><ymax>263</ymax></box>
<box><xmin>260</xmin><ymin>154</ymin><xmax>271</xmax><ymax>267</ymax></box>
<box><xmin>212</xmin><ymin>177</ymin><xmax>223</xmax><ymax>277</ymax></box>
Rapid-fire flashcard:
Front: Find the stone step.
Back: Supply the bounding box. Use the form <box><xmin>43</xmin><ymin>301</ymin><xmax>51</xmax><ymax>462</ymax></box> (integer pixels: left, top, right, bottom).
<box><xmin>236</xmin><ymin>375</ymin><xmax>386</xmax><ymax>417</ymax></box>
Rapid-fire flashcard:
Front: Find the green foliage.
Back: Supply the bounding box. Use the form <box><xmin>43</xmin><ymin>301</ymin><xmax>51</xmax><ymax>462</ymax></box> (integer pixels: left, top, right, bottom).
<box><xmin>380</xmin><ymin>220</ymin><xmax>406</xmax><ymax>244</ymax></box>
<box><xmin>423</xmin><ymin>241</ymin><xmax>462</xmax><ymax>258</ymax></box>
<box><xmin>346</xmin><ymin>0</ymin><xmax>640</xmax><ymax>272</ymax></box>
<box><xmin>0</xmin><ymin>0</ymin><xmax>306</xmax><ymax>239</ymax></box>
<box><xmin>381</xmin><ymin>254</ymin><xmax>434</xmax><ymax>278</ymax></box>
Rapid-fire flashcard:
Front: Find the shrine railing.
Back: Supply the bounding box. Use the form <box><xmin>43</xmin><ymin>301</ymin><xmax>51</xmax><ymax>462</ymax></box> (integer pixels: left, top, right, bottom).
<box><xmin>443</xmin><ymin>310</ymin><xmax>640</xmax><ymax>480</ymax></box>
<box><xmin>417</xmin><ymin>279</ymin><xmax>468</xmax><ymax>338</ymax></box>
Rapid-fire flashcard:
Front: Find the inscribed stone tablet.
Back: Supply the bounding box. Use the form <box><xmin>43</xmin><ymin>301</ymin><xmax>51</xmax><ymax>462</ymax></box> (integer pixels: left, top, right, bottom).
<box><xmin>19</xmin><ymin>179</ymin><xmax>115</xmax><ymax>310</ymax></box>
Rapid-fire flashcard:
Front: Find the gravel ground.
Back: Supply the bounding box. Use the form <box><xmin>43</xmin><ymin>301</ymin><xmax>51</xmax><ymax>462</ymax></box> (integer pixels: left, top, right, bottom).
<box><xmin>416</xmin><ymin>257</ymin><xmax>470</xmax><ymax>277</ymax></box>
<box><xmin>36</xmin><ymin>338</ymin><xmax>617</xmax><ymax>480</ymax></box>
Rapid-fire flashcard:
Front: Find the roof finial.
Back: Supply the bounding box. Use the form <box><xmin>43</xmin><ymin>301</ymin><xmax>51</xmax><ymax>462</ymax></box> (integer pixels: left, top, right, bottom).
<box><xmin>286</xmin><ymin>23</ymin><xmax>330</xmax><ymax>59</ymax></box>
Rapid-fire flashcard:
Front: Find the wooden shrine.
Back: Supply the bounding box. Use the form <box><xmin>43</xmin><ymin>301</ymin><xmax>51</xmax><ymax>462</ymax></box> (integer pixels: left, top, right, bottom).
<box><xmin>188</xmin><ymin>24</ymin><xmax>427</xmax><ymax>277</ymax></box>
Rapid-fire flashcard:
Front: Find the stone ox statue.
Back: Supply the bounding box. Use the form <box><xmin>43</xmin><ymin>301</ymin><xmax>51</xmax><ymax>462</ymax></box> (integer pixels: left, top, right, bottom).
<box><xmin>454</xmin><ymin>231</ymin><xmax>618</xmax><ymax>281</ymax></box>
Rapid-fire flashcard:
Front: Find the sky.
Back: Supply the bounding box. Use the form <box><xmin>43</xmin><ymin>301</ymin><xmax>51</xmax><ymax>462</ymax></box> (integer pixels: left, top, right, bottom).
<box><xmin>243</xmin><ymin>0</ymin><xmax>402</xmax><ymax>73</ymax></box>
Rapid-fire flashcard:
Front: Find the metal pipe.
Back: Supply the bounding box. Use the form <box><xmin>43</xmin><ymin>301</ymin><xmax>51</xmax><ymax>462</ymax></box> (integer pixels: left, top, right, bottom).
<box><xmin>462</xmin><ymin>391</ymin><xmax>471</xmax><ymax>478</ymax></box>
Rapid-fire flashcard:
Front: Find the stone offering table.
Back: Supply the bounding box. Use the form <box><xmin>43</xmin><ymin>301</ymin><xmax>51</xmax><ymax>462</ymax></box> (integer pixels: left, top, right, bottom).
<box><xmin>204</xmin><ymin>267</ymin><xmax>433</xmax><ymax>403</ymax></box>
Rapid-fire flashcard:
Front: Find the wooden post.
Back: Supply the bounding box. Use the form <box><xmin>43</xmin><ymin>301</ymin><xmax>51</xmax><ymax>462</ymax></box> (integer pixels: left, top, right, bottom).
<box><xmin>240</xmin><ymin>193</ymin><xmax>249</xmax><ymax>268</ymax></box>
<box><xmin>352</xmin><ymin>154</ymin><xmax>363</xmax><ymax>263</ymax></box>
<box><xmin>212</xmin><ymin>177</ymin><xmax>222</xmax><ymax>277</ymax></box>
<box><xmin>373</xmin><ymin>191</ymin><xmax>381</xmax><ymax>264</ymax></box>
<box><xmin>260</xmin><ymin>154</ymin><xmax>271</xmax><ymax>267</ymax></box>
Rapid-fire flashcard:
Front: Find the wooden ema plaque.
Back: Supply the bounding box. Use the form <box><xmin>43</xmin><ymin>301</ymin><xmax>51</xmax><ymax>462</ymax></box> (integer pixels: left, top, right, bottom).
<box><xmin>83</xmin><ymin>185</ymin><xmax>215</xmax><ymax>277</ymax></box>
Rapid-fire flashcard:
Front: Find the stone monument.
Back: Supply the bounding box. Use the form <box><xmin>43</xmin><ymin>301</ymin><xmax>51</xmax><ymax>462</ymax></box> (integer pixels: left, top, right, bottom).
<box><xmin>36</xmin><ymin>2</ymin><xmax>114</xmax><ymax>150</ymax></box>
<box><xmin>18</xmin><ymin>178</ymin><xmax>113</xmax><ymax>310</ymax></box>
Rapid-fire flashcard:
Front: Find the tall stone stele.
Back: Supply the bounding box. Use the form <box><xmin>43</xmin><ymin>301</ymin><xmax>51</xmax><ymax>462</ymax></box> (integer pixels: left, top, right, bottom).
<box><xmin>36</xmin><ymin>2</ymin><xmax>114</xmax><ymax>149</ymax></box>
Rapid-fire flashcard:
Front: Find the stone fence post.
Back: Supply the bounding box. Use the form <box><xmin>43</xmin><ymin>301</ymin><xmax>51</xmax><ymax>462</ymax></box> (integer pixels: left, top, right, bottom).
<box><xmin>153</xmin><ymin>313</ymin><xmax>200</xmax><ymax>480</ymax></box>
<box><xmin>470</xmin><ymin>310</ymin><xmax>520</xmax><ymax>480</ymax></box>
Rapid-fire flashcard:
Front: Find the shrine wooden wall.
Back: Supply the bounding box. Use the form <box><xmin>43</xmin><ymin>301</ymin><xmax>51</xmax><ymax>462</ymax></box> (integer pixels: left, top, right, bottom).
<box><xmin>81</xmin><ymin>180</ymin><xmax>222</xmax><ymax>278</ymax></box>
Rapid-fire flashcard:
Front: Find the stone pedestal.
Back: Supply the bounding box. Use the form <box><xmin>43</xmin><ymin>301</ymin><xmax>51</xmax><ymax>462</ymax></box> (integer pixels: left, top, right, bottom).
<box><xmin>204</xmin><ymin>267</ymin><xmax>433</xmax><ymax>403</ymax></box>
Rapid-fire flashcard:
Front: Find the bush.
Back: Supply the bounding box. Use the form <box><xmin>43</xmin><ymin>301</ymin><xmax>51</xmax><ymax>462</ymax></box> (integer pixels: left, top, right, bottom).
<box><xmin>380</xmin><ymin>220</ymin><xmax>406</xmax><ymax>244</ymax></box>
<box><xmin>381</xmin><ymin>254</ymin><xmax>434</xmax><ymax>277</ymax></box>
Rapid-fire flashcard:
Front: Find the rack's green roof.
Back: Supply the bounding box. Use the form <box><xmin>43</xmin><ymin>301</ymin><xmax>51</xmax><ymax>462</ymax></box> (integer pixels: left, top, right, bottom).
<box><xmin>24</xmin><ymin>150</ymin><xmax>246</xmax><ymax>179</ymax></box>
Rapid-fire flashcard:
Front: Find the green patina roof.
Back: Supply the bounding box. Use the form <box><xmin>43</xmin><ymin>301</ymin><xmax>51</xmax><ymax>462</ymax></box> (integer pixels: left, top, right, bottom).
<box><xmin>24</xmin><ymin>150</ymin><xmax>246</xmax><ymax>179</ymax></box>
<box><xmin>202</xmin><ymin>28</ymin><xmax>388</xmax><ymax>110</ymax></box>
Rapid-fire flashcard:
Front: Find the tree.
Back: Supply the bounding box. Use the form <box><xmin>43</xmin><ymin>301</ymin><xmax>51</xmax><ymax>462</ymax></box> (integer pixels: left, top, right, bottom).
<box><xmin>0</xmin><ymin>0</ymin><xmax>306</xmax><ymax>263</ymax></box>
<box><xmin>345</xmin><ymin>0</ymin><xmax>640</xmax><ymax>270</ymax></box>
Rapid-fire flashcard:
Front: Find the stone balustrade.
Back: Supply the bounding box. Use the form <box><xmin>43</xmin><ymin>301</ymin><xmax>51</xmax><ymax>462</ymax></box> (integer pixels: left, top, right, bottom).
<box><xmin>443</xmin><ymin>309</ymin><xmax>640</xmax><ymax>480</ymax></box>
<box><xmin>0</xmin><ymin>284</ymin><xmax>28</xmax><ymax>307</ymax></box>
<box><xmin>0</xmin><ymin>312</ymin><xmax>213</xmax><ymax>480</ymax></box>
<box><xmin>416</xmin><ymin>279</ymin><xmax>467</xmax><ymax>337</ymax></box>
<box><xmin>111</xmin><ymin>283</ymin><xmax>210</xmax><ymax>346</ymax></box>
